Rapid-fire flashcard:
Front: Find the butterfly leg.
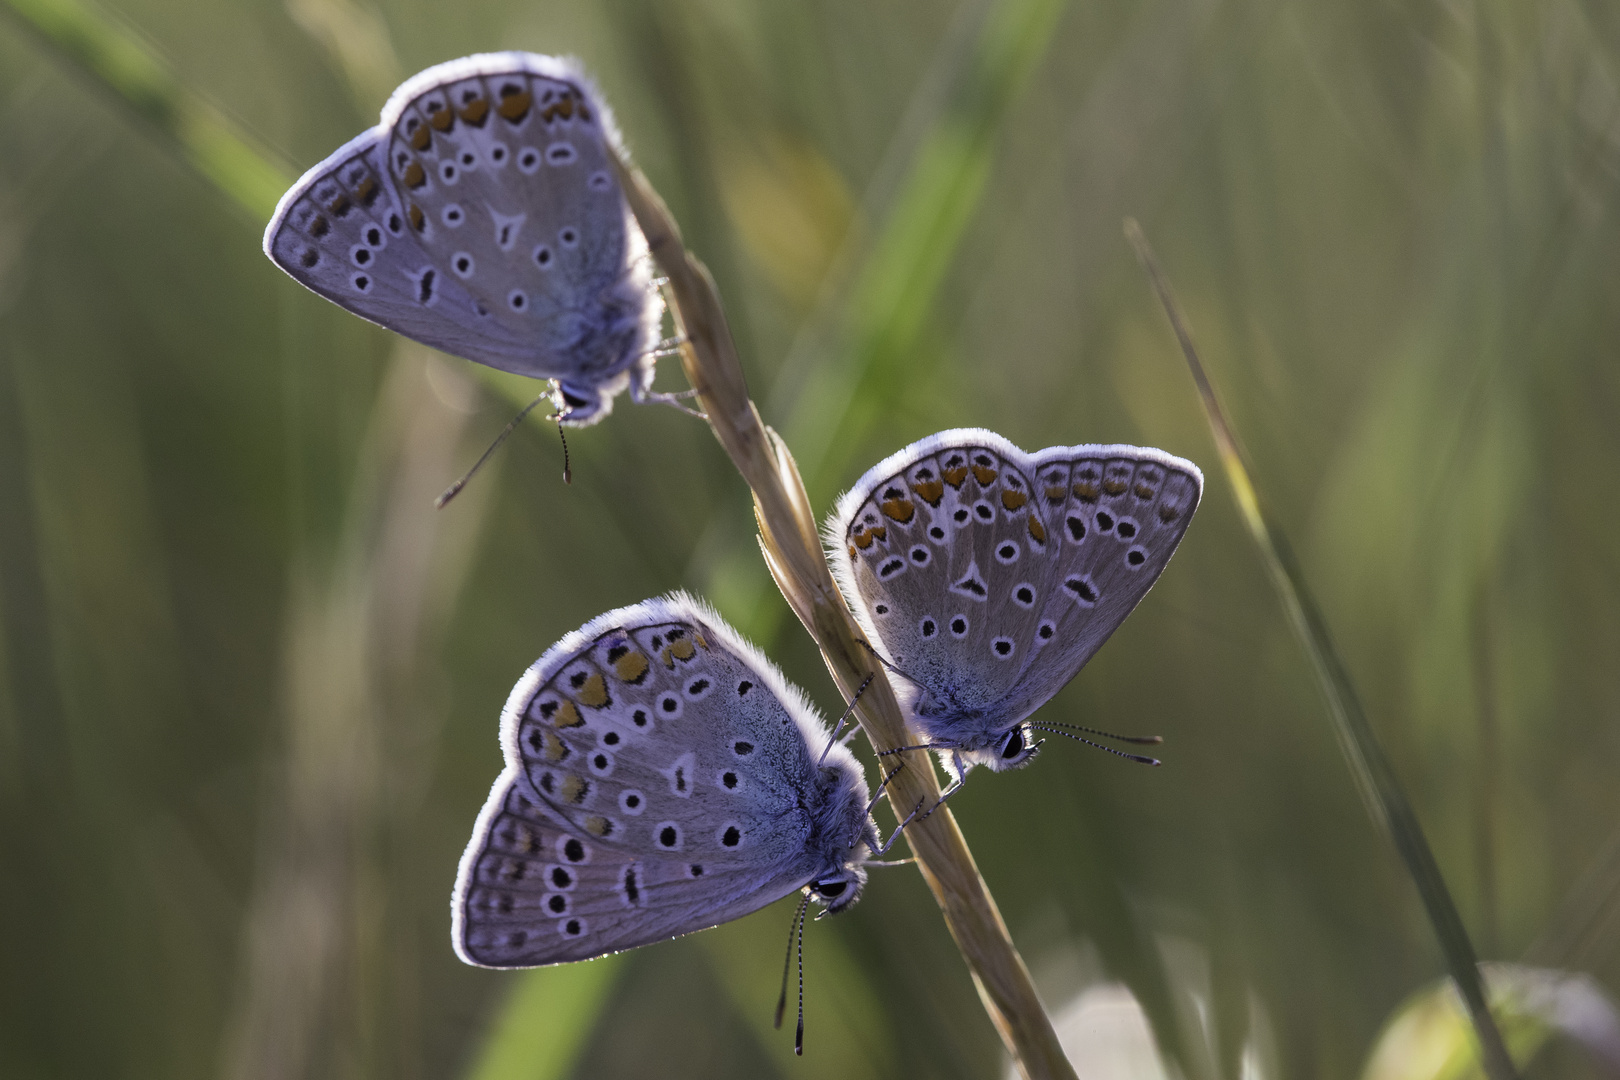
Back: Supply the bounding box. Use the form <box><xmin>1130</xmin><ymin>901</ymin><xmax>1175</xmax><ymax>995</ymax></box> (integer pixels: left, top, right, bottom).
<box><xmin>918</xmin><ymin>752</ymin><xmax>971</xmax><ymax>820</ymax></box>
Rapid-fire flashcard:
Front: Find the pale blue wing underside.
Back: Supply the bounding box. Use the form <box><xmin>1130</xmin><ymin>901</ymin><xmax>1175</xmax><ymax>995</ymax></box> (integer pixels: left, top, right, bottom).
<box><xmin>453</xmin><ymin>594</ymin><xmax>873</xmax><ymax>967</ymax></box>
<box><xmin>828</xmin><ymin>429</ymin><xmax>1202</xmax><ymax>752</ymax></box>
<box><xmin>263</xmin><ymin>53</ymin><xmax>662</xmax><ymax>424</ymax></box>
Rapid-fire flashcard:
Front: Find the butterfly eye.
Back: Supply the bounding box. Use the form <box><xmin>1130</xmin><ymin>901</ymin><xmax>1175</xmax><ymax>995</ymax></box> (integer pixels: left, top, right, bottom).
<box><xmin>815</xmin><ymin>879</ymin><xmax>847</xmax><ymax>898</ymax></box>
<box><xmin>1001</xmin><ymin>728</ymin><xmax>1026</xmax><ymax>759</ymax></box>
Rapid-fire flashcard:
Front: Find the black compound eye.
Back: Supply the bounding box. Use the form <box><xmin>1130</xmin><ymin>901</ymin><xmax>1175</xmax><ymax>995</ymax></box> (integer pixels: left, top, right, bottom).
<box><xmin>1001</xmin><ymin>729</ymin><xmax>1026</xmax><ymax>759</ymax></box>
<box><xmin>816</xmin><ymin>879</ymin><xmax>847</xmax><ymax>898</ymax></box>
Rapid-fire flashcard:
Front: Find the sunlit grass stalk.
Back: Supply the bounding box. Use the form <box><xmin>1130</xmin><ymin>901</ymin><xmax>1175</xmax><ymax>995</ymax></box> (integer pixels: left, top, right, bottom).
<box><xmin>613</xmin><ymin>154</ymin><xmax>1074</xmax><ymax>1080</ymax></box>
<box><xmin>1124</xmin><ymin>219</ymin><xmax>1520</xmax><ymax>1080</ymax></box>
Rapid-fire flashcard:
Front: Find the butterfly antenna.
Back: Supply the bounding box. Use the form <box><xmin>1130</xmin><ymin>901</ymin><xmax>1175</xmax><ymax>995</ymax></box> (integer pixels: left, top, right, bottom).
<box><xmin>774</xmin><ymin>893</ymin><xmax>811</xmax><ymax>1055</ymax></box>
<box><xmin>818</xmin><ymin>673</ymin><xmax>874</xmax><ymax>766</ymax></box>
<box><xmin>857</xmin><ymin>639</ymin><xmax>924</xmax><ymax>688</ymax></box>
<box><xmin>435</xmin><ymin>390</ymin><xmax>553</xmax><ymax>508</ymax></box>
<box><xmin>1028</xmin><ymin>725</ymin><xmax>1161</xmax><ymax>765</ymax></box>
<box><xmin>1036</xmin><ymin>720</ymin><xmax>1162</xmax><ymax>745</ymax></box>
<box><xmin>556</xmin><ymin>419</ymin><xmax>571</xmax><ymax>485</ymax></box>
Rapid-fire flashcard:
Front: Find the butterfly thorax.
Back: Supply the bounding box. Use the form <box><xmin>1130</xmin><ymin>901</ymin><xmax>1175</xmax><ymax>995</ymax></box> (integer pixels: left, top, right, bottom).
<box><xmin>801</xmin><ymin>763</ymin><xmax>877</xmax><ymax>915</ymax></box>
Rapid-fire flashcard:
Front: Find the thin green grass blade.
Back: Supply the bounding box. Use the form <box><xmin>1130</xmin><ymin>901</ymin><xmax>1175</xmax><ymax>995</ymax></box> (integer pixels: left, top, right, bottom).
<box><xmin>0</xmin><ymin>0</ymin><xmax>292</xmax><ymax>218</ymax></box>
<box><xmin>778</xmin><ymin>0</ymin><xmax>1072</xmax><ymax>497</ymax></box>
<box><xmin>462</xmin><ymin>958</ymin><xmax>625</xmax><ymax>1080</ymax></box>
<box><xmin>1124</xmin><ymin>219</ymin><xmax>1520</xmax><ymax>1080</ymax></box>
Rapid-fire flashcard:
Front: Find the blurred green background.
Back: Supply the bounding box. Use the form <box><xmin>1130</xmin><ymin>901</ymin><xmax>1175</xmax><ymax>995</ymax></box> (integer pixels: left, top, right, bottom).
<box><xmin>2</xmin><ymin>0</ymin><xmax>1618</xmax><ymax>1076</ymax></box>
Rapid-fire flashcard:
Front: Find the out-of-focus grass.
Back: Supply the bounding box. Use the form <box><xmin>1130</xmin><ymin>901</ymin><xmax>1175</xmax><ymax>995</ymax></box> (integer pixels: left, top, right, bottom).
<box><xmin>2</xmin><ymin>0</ymin><xmax>1619</xmax><ymax>1077</ymax></box>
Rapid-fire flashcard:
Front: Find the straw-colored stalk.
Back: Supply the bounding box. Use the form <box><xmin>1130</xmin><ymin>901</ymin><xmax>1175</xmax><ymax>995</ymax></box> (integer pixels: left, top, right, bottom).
<box><xmin>612</xmin><ymin>154</ymin><xmax>1075</xmax><ymax>1080</ymax></box>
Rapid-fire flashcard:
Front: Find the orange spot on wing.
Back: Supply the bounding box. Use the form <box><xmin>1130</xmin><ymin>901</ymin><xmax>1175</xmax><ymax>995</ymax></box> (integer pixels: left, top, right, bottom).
<box><xmin>1103</xmin><ymin>479</ymin><xmax>1128</xmax><ymax>496</ymax></box>
<box><xmin>459</xmin><ymin>98</ymin><xmax>489</xmax><ymax>125</ymax></box>
<box><xmin>540</xmin><ymin>730</ymin><xmax>568</xmax><ymax>763</ymax></box>
<box><xmin>971</xmin><ymin>464</ymin><xmax>997</xmax><ymax>485</ymax></box>
<box><xmin>1158</xmin><ymin>503</ymin><xmax>1180</xmax><ymax>523</ymax></box>
<box><xmin>408</xmin><ymin>203</ymin><xmax>425</xmax><ymax>231</ymax></box>
<box><xmin>1028</xmin><ymin>515</ymin><xmax>1047</xmax><ymax>544</ymax></box>
<box><xmin>1074</xmin><ymin>481</ymin><xmax>1100</xmax><ymax>502</ymax></box>
<box><xmin>854</xmin><ymin>529</ymin><xmax>874</xmax><ymax>550</ymax></box>
<box><xmin>669</xmin><ymin>638</ymin><xmax>696</xmax><ymax>662</ymax></box>
<box><xmin>403</xmin><ymin>162</ymin><xmax>426</xmax><ymax>189</ymax></box>
<box><xmin>429</xmin><ymin>106</ymin><xmax>454</xmax><ymax>132</ymax></box>
<box><xmin>911</xmin><ymin>480</ymin><xmax>944</xmax><ymax>506</ymax></box>
<box><xmin>559</xmin><ymin>775</ymin><xmax>589</xmax><ymax>804</ymax></box>
<box><xmin>409</xmin><ymin>124</ymin><xmax>431</xmax><ymax>151</ymax></box>
<box><xmin>553</xmin><ymin>701</ymin><xmax>584</xmax><ymax>728</ymax></box>
<box><xmin>1001</xmin><ymin>490</ymin><xmax>1028</xmax><ymax>511</ymax></box>
<box><xmin>354</xmin><ymin>175</ymin><xmax>379</xmax><ymax>206</ymax></box>
<box><xmin>577</xmin><ymin>673</ymin><xmax>609</xmax><ymax>708</ymax></box>
<box><xmin>497</xmin><ymin>88</ymin><xmax>532</xmax><ymax>122</ymax></box>
<box><xmin>881</xmin><ymin>499</ymin><xmax>915</xmax><ymax>523</ymax></box>
<box><xmin>614</xmin><ymin>652</ymin><xmax>649</xmax><ymax>684</ymax></box>
<box><xmin>1135</xmin><ymin>483</ymin><xmax>1155</xmax><ymax>499</ymax></box>
<box><xmin>942</xmin><ymin>466</ymin><xmax>968</xmax><ymax>488</ymax></box>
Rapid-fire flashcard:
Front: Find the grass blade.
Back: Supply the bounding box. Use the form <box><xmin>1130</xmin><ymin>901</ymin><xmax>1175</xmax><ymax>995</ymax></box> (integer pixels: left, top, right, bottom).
<box><xmin>463</xmin><ymin>959</ymin><xmax>624</xmax><ymax>1080</ymax></box>
<box><xmin>1124</xmin><ymin>218</ymin><xmax>1520</xmax><ymax>1080</ymax></box>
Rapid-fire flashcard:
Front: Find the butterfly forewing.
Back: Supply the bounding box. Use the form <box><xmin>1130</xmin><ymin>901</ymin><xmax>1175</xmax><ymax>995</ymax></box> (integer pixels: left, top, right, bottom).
<box><xmin>264</xmin><ymin>54</ymin><xmax>662</xmax><ymax>417</ymax></box>
<box><xmin>455</xmin><ymin>598</ymin><xmax>869</xmax><ymax>968</ymax></box>
<box><xmin>831</xmin><ymin>429</ymin><xmax>1201</xmax><ymax>748</ymax></box>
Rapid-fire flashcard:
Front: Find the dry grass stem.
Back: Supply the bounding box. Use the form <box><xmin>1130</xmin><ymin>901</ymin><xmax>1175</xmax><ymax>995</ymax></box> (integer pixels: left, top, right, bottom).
<box><xmin>613</xmin><ymin>154</ymin><xmax>1075</xmax><ymax>1080</ymax></box>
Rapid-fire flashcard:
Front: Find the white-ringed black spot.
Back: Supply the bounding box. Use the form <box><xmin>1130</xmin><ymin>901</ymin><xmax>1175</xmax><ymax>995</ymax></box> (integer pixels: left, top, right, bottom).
<box><xmin>1066</xmin><ymin>516</ymin><xmax>1086</xmax><ymax>542</ymax></box>
<box><xmin>363</xmin><ymin>225</ymin><xmax>384</xmax><ymax>247</ymax></box>
<box><xmin>545</xmin><ymin>142</ymin><xmax>578</xmax><ymax>165</ymax></box>
<box><xmin>1116</xmin><ymin>518</ymin><xmax>1138</xmax><ymax>539</ymax></box>
<box><xmin>719</xmin><ymin>824</ymin><xmax>743</xmax><ymax>848</ymax></box>
<box><xmin>685</xmin><ymin>677</ymin><xmax>712</xmax><ymax>700</ymax></box>
<box><xmin>413</xmin><ymin>267</ymin><xmax>437</xmax><ymax>304</ymax></box>
<box><xmin>974</xmin><ymin>502</ymin><xmax>994</xmax><ymax>522</ymax></box>
<box><xmin>588</xmin><ymin>751</ymin><xmax>613</xmax><ymax>776</ymax></box>
<box><xmin>995</xmin><ymin>542</ymin><xmax>1019</xmax><ymax>564</ymax></box>
<box><xmin>533</xmin><ymin>244</ymin><xmax>553</xmax><ymax>268</ymax></box>
<box><xmin>909</xmin><ymin>545</ymin><xmax>931</xmax><ymax>565</ymax></box>
<box><xmin>719</xmin><ymin>770</ymin><xmax>739</xmax><ymax>790</ymax></box>
<box><xmin>546</xmin><ymin>893</ymin><xmax>569</xmax><ymax>915</ymax></box>
<box><xmin>874</xmin><ymin>604</ymin><xmax>889</xmax><ymax>616</ymax></box>
<box><xmin>1126</xmin><ymin>546</ymin><xmax>1148</xmax><ymax>568</ymax></box>
<box><xmin>1095</xmin><ymin>510</ymin><xmax>1115</xmax><ymax>532</ymax></box>
<box><xmin>350</xmin><ymin>273</ymin><xmax>372</xmax><ymax>292</ymax></box>
<box><xmin>950</xmin><ymin>615</ymin><xmax>969</xmax><ymax>638</ymax></box>
<box><xmin>655</xmin><ymin>822</ymin><xmax>682</xmax><ymax>849</ymax></box>
<box><xmin>559</xmin><ymin>226</ymin><xmax>579</xmax><ymax>248</ymax></box>
<box><xmin>631</xmin><ymin>708</ymin><xmax>649</xmax><ymax>728</ymax></box>
<box><xmin>1013</xmin><ymin>584</ymin><xmax>1036</xmax><ymax>607</ymax></box>
<box><xmin>619</xmin><ymin>789</ymin><xmax>645</xmax><ymax>815</ymax></box>
<box><xmin>929</xmin><ymin>525</ymin><xmax>946</xmax><ymax>541</ymax></box>
<box><xmin>460</xmin><ymin>150</ymin><xmax>476</xmax><ymax>167</ymax></box>
<box><xmin>452</xmin><ymin>252</ymin><xmax>475</xmax><ymax>278</ymax></box>
<box><xmin>920</xmin><ymin>618</ymin><xmax>937</xmax><ymax>638</ymax></box>
<box><xmin>561</xmin><ymin>917</ymin><xmax>585</xmax><ymax>937</ymax></box>
<box><xmin>508</xmin><ymin>290</ymin><xmax>527</xmax><ymax>311</ymax></box>
<box><xmin>688</xmin><ymin>864</ymin><xmax>704</xmax><ymax>878</ymax></box>
<box><xmin>878</xmin><ymin>557</ymin><xmax>905</xmax><ymax>579</ymax></box>
<box><xmin>550</xmin><ymin>866</ymin><xmax>574</xmax><ymax>890</ymax></box>
<box><xmin>588</xmin><ymin>170</ymin><xmax>612</xmax><ymax>191</ymax></box>
<box><xmin>560</xmin><ymin>836</ymin><xmax>589</xmax><ymax>863</ymax></box>
<box><xmin>952</xmin><ymin>571</ymin><xmax>988</xmax><ymax>598</ymax></box>
<box><xmin>621</xmin><ymin>865</ymin><xmax>642</xmax><ymax>906</ymax></box>
<box><xmin>489</xmin><ymin>144</ymin><xmax>508</xmax><ymax>164</ymax></box>
<box><xmin>953</xmin><ymin>508</ymin><xmax>971</xmax><ymax>527</ymax></box>
<box><xmin>733</xmin><ymin>741</ymin><xmax>755</xmax><ymax>757</ymax></box>
<box><xmin>658</xmin><ymin>693</ymin><xmax>682</xmax><ymax>718</ymax></box>
<box><xmin>518</xmin><ymin>147</ymin><xmax>541</xmax><ymax>173</ymax></box>
<box><xmin>439</xmin><ymin>161</ymin><xmax>459</xmax><ymax>183</ymax></box>
<box><xmin>992</xmin><ymin>637</ymin><xmax>1015</xmax><ymax>659</ymax></box>
<box><xmin>441</xmin><ymin>203</ymin><xmax>464</xmax><ymax>226</ymax></box>
<box><xmin>601</xmin><ymin>731</ymin><xmax>620</xmax><ymax>746</ymax></box>
<box><xmin>1064</xmin><ymin>576</ymin><xmax>1099</xmax><ymax>606</ymax></box>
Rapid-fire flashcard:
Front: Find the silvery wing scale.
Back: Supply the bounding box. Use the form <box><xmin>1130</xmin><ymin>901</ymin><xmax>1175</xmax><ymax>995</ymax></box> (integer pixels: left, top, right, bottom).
<box><xmin>453</xmin><ymin>593</ymin><xmax>881</xmax><ymax>967</ymax></box>
<box><xmin>828</xmin><ymin>428</ymin><xmax>1202</xmax><ymax>792</ymax></box>
<box><xmin>263</xmin><ymin>53</ymin><xmax>664</xmax><ymax>425</ymax></box>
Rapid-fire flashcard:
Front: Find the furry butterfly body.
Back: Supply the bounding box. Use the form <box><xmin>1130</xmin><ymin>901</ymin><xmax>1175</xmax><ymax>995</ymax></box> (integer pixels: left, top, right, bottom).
<box><xmin>830</xmin><ymin>429</ymin><xmax>1202</xmax><ymax>783</ymax></box>
<box><xmin>453</xmin><ymin>593</ymin><xmax>878</xmax><ymax>967</ymax></box>
<box><xmin>264</xmin><ymin>53</ymin><xmax>663</xmax><ymax>425</ymax></box>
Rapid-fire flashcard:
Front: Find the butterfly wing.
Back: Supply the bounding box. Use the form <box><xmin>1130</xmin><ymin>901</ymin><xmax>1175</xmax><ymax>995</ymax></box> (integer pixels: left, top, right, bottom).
<box><xmin>454</xmin><ymin>595</ymin><xmax>866</xmax><ymax>967</ymax></box>
<box><xmin>264</xmin><ymin>53</ymin><xmax>661</xmax><ymax>421</ymax></box>
<box><xmin>831</xmin><ymin>430</ymin><xmax>1202</xmax><ymax>748</ymax></box>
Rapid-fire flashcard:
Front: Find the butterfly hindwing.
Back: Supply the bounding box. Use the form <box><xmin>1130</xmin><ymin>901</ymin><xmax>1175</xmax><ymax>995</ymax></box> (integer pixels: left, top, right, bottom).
<box><xmin>454</xmin><ymin>595</ymin><xmax>873</xmax><ymax>968</ymax></box>
<box><xmin>264</xmin><ymin>53</ymin><xmax>662</xmax><ymax>421</ymax></box>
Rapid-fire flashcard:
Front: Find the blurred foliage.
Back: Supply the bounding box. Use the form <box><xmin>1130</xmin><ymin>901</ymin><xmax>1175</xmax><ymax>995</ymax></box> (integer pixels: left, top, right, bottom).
<box><xmin>1</xmin><ymin>0</ymin><xmax>1618</xmax><ymax>1078</ymax></box>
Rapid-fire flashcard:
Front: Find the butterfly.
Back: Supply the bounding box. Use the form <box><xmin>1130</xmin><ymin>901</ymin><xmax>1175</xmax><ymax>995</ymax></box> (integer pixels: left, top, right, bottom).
<box><xmin>828</xmin><ymin>428</ymin><xmax>1202</xmax><ymax>797</ymax></box>
<box><xmin>263</xmin><ymin>53</ymin><xmax>667</xmax><ymax>425</ymax></box>
<box><xmin>453</xmin><ymin>593</ymin><xmax>897</xmax><ymax>970</ymax></box>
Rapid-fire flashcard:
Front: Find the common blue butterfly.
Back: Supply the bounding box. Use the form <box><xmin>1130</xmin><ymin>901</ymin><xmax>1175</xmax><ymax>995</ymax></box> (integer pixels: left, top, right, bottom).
<box><xmin>264</xmin><ymin>53</ymin><xmax>666</xmax><ymax>425</ymax></box>
<box><xmin>829</xmin><ymin>429</ymin><xmax>1202</xmax><ymax>796</ymax></box>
